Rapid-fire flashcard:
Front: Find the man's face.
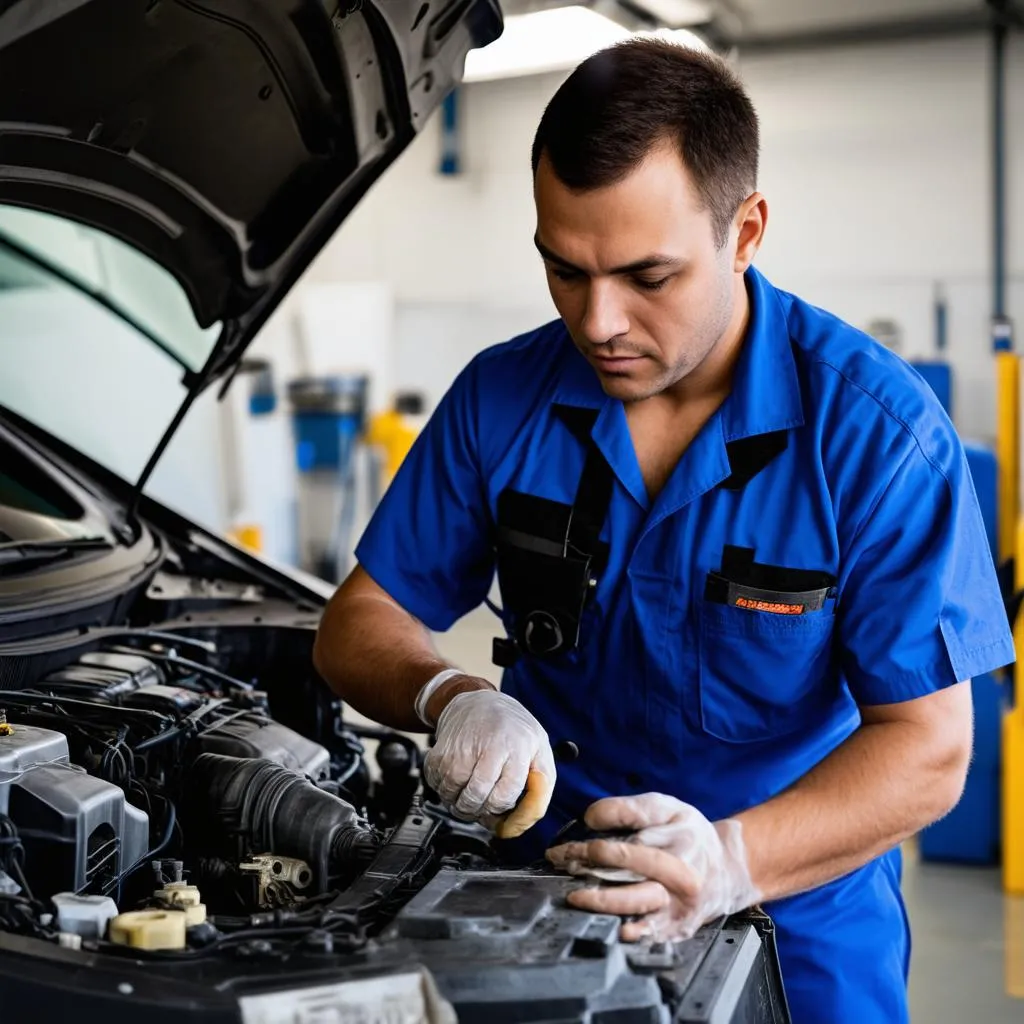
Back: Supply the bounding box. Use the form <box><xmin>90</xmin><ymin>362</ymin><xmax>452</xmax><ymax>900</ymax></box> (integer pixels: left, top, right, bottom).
<box><xmin>534</xmin><ymin>141</ymin><xmax>740</xmax><ymax>403</ymax></box>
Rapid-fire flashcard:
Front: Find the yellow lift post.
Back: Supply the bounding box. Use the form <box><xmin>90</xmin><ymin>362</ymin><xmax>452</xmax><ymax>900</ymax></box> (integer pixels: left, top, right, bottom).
<box><xmin>999</xmin><ymin>350</ymin><xmax>1024</xmax><ymax>896</ymax></box>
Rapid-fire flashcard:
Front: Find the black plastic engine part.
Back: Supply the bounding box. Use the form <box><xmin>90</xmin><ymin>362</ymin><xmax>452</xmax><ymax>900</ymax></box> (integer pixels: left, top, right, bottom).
<box><xmin>10</xmin><ymin>767</ymin><xmax>150</xmax><ymax>896</ymax></box>
<box><xmin>189</xmin><ymin>753</ymin><xmax>381</xmax><ymax>892</ymax></box>
<box><xmin>43</xmin><ymin>651</ymin><xmax>162</xmax><ymax>698</ymax></box>
<box><xmin>121</xmin><ymin>684</ymin><xmax>204</xmax><ymax>714</ymax></box>
<box><xmin>37</xmin><ymin>643</ymin><xmax>332</xmax><ymax>780</ymax></box>
<box><xmin>193</xmin><ymin>716</ymin><xmax>331</xmax><ymax>781</ymax></box>
<box><xmin>0</xmin><ymin>724</ymin><xmax>149</xmax><ymax>896</ymax></box>
<box><xmin>325</xmin><ymin>801</ymin><xmax>440</xmax><ymax>922</ymax></box>
<box><xmin>370</xmin><ymin>734</ymin><xmax>421</xmax><ymax>827</ymax></box>
<box><xmin>392</xmin><ymin>869</ymin><xmax>791</xmax><ymax>1023</ymax></box>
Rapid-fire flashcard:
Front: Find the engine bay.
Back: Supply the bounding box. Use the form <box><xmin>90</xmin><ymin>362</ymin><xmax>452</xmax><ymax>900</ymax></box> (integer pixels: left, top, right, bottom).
<box><xmin>0</xmin><ymin>537</ymin><xmax>789</xmax><ymax>1023</ymax></box>
<box><xmin>0</xmin><ymin>622</ymin><xmax>432</xmax><ymax>942</ymax></box>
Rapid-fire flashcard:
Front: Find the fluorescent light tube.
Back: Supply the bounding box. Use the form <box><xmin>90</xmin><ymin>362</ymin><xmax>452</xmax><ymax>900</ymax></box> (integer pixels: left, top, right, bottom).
<box><xmin>462</xmin><ymin>5</ymin><xmax>707</xmax><ymax>84</ymax></box>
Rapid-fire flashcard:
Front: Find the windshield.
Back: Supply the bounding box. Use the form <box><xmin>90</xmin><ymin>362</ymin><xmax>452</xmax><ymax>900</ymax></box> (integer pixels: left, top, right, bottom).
<box><xmin>0</xmin><ymin>206</ymin><xmax>219</xmax><ymax>372</ymax></box>
<box><xmin>0</xmin><ymin>206</ymin><xmax>228</xmax><ymax>528</ymax></box>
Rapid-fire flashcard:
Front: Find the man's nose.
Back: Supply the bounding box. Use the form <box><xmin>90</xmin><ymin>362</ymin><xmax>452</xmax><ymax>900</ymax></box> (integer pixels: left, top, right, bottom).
<box><xmin>580</xmin><ymin>280</ymin><xmax>629</xmax><ymax>345</ymax></box>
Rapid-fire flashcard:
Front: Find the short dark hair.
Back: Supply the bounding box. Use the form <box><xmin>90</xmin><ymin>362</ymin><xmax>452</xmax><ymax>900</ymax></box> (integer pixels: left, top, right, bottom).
<box><xmin>531</xmin><ymin>39</ymin><xmax>759</xmax><ymax>247</ymax></box>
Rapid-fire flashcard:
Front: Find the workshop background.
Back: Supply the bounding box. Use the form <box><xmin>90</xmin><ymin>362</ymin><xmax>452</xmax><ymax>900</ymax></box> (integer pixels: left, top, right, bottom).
<box><xmin>3</xmin><ymin>1</ymin><xmax>1023</xmax><ymax>1020</ymax></box>
<box><xmin>63</xmin><ymin>0</ymin><xmax>1023</xmax><ymax>577</ymax></box>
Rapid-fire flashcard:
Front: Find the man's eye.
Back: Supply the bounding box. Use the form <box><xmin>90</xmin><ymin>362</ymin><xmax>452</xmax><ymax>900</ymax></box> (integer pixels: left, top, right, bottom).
<box><xmin>550</xmin><ymin>267</ymin><xmax>581</xmax><ymax>282</ymax></box>
<box><xmin>634</xmin><ymin>277</ymin><xmax>670</xmax><ymax>292</ymax></box>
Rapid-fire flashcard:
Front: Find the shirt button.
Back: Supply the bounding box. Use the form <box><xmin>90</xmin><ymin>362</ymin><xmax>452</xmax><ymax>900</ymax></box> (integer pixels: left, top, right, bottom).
<box><xmin>626</xmin><ymin>772</ymin><xmax>643</xmax><ymax>788</ymax></box>
<box><xmin>553</xmin><ymin>740</ymin><xmax>580</xmax><ymax>762</ymax></box>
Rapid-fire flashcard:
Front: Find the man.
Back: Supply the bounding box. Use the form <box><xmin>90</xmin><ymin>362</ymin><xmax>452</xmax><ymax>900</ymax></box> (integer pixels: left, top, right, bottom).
<box><xmin>313</xmin><ymin>39</ymin><xmax>1013</xmax><ymax>1022</ymax></box>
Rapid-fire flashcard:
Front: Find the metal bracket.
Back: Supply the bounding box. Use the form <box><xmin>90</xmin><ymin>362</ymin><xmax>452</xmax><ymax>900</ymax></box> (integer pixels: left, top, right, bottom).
<box><xmin>239</xmin><ymin>855</ymin><xmax>313</xmax><ymax>908</ymax></box>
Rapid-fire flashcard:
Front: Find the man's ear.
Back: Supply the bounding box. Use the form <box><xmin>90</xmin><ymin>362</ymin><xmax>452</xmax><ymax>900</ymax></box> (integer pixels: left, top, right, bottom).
<box><xmin>733</xmin><ymin>192</ymin><xmax>768</xmax><ymax>272</ymax></box>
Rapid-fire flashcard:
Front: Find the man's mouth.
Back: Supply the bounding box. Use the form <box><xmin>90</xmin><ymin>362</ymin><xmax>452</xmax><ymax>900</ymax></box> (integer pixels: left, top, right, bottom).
<box><xmin>592</xmin><ymin>354</ymin><xmax>644</xmax><ymax>372</ymax></box>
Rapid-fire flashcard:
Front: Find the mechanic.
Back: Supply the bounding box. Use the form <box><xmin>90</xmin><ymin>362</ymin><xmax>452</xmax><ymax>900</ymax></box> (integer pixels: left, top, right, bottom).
<box><xmin>313</xmin><ymin>39</ymin><xmax>1014</xmax><ymax>1023</ymax></box>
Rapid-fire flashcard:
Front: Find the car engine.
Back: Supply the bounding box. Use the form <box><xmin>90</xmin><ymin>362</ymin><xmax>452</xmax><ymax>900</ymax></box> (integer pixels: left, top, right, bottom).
<box><xmin>0</xmin><ymin>624</ymin><xmax>423</xmax><ymax>922</ymax></box>
<box><xmin>0</xmin><ymin>554</ymin><xmax>790</xmax><ymax>1024</ymax></box>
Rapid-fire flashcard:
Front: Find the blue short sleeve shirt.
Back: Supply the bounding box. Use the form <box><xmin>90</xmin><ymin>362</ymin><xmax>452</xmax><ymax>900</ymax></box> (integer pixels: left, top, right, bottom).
<box><xmin>354</xmin><ymin>266</ymin><xmax>1014</xmax><ymax>1022</ymax></box>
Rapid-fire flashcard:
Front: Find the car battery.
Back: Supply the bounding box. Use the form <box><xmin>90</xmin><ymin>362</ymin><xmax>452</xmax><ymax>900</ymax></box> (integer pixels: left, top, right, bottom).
<box><xmin>391</xmin><ymin>868</ymin><xmax>791</xmax><ymax>1023</ymax></box>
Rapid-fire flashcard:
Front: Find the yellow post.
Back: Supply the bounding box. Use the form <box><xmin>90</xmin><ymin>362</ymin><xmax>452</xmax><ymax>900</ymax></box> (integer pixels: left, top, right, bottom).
<box><xmin>1006</xmin><ymin>515</ymin><xmax>1024</xmax><ymax>894</ymax></box>
<box><xmin>1003</xmin><ymin>352</ymin><xmax>1024</xmax><ymax>894</ymax></box>
<box><xmin>996</xmin><ymin>351</ymin><xmax>1019</xmax><ymax>563</ymax></box>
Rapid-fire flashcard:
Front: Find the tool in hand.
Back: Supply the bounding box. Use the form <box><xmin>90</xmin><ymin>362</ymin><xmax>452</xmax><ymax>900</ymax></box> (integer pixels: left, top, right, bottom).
<box><xmin>493</xmin><ymin>739</ymin><xmax>580</xmax><ymax>840</ymax></box>
<box><xmin>493</xmin><ymin>769</ymin><xmax>554</xmax><ymax>839</ymax></box>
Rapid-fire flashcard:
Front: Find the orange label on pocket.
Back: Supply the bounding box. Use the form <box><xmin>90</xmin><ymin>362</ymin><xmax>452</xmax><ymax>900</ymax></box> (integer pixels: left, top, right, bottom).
<box><xmin>734</xmin><ymin>596</ymin><xmax>805</xmax><ymax>615</ymax></box>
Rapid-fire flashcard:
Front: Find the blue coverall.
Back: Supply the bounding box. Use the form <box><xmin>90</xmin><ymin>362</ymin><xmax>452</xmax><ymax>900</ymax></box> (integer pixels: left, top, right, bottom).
<box><xmin>355</xmin><ymin>266</ymin><xmax>1015</xmax><ymax>1022</ymax></box>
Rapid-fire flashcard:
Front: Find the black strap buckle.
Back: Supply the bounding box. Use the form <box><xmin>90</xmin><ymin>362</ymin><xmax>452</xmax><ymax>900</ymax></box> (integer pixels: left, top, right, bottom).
<box><xmin>492</xmin><ymin>407</ymin><xmax>612</xmax><ymax>665</ymax></box>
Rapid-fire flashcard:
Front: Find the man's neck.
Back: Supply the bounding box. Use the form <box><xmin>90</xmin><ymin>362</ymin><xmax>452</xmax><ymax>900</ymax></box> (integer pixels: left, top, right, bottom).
<box><xmin>623</xmin><ymin>276</ymin><xmax>752</xmax><ymax>500</ymax></box>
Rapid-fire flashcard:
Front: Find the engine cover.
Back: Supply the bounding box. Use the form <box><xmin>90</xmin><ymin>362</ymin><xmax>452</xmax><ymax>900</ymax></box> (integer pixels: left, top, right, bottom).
<box><xmin>0</xmin><ymin>724</ymin><xmax>149</xmax><ymax>895</ymax></box>
<box><xmin>0</xmin><ymin>724</ymin><xmax>67</xmax><ymax>816</ymax></box>
<box><xmin>194</xmin><ymin>717</ymin><xmax>330</xmax><ymax>781</ymax></box>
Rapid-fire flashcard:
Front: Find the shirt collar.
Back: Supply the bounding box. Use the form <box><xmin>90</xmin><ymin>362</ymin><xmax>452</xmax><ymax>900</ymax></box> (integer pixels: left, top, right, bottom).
<box><xmin>550</xmin><ymin>266</ymin><xmax>803</xmax><ymax>440</ymax></box>
<box><xmin>722</xmin><ymin>265</ymin><xmax>804</xmax><ymax>441</ymax></box>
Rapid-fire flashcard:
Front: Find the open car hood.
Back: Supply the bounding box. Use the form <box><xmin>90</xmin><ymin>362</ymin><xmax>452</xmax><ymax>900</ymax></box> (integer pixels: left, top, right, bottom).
<box><xmin>0</xmin><ymin>0</ymin><xmax>502</xmax><ymax>395</ymax></box>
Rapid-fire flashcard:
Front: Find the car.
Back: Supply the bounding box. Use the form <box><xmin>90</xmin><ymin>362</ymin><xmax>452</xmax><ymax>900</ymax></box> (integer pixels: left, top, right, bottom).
<box><xmin>0</xmin><ymin>3</ymin><xmax>790</xmax><ymax>1021</ymax></box>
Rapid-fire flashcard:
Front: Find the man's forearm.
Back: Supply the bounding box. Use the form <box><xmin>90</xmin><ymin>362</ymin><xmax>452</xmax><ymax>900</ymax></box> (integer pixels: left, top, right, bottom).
<box><xmin>735</xmin><ymin>715</ymin><xmax>970</xmax><ymax>902</ymax></box>
<box><xmin>312</xmin><ymin>569</ymin><xmax>493</xmax><ymax>731</ymax></box>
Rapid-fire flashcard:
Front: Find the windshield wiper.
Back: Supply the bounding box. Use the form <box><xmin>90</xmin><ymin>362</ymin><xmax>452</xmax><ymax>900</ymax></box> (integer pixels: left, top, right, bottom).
<box><xmin>0</xmin><ymin>537</ymin><xmax>114</xmax><ymax>567</ymax></box>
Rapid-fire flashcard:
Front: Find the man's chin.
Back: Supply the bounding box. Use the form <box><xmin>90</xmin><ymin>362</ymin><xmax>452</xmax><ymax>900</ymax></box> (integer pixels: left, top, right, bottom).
<box><xmin>598</xmin><ymin>374</ymin><xmax>660</xmax><ymax>403</ymax></box>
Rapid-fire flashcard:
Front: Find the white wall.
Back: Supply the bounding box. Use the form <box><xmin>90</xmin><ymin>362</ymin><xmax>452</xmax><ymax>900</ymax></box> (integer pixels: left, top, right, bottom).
<box><xmin>746</xmin><ymin>34</ymin><xmax>1024</xmax><ymax>439</ymax></box>
<box><xmin>288</xmin><ymin>31</ymin><xmax>1024</xmax><ymax>443</ymax></box>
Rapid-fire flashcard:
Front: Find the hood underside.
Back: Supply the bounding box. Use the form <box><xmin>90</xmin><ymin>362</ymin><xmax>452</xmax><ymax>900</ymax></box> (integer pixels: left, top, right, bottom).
<box><xmin>0</xmin><ymin>0</ymin><xmax>501</xmax><ymax>387</ymax></box>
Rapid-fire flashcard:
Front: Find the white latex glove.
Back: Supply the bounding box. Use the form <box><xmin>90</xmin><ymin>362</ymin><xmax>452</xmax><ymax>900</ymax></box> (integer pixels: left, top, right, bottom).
<box><xmin>423</xmin><ymin>690</ymin><xmax>556</xmax><ymax>837</ymax></box>
<box><xmin>545</xmin><ymin>793</ymin><xmax>760</xmax><ymax>941</ymax></box>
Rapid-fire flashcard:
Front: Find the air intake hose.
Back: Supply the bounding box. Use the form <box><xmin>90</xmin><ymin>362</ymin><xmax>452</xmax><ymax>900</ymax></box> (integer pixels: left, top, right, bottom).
<box><xmin>189</xmin><ymin>754</ymin><xmax>381</xmax><ymax>892</ymax></box>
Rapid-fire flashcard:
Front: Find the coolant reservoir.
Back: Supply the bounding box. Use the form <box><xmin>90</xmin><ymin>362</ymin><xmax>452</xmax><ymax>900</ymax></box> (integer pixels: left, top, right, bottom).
<box><xmin>52</xmin><ymin>893</ymin><xmax>119</xmax><ymax>939</ymax></box>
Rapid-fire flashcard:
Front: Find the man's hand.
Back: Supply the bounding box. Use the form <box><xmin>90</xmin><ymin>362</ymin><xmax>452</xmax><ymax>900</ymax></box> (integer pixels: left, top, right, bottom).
<box><xmin>424</xmin><ymin>690</ymin><xmax>556</xmax><ymax>835</ymax></box>
<box><xmin>545</xmin><ymin>793</ymin><xmax>759</xmax><ymax>941</ymax></box>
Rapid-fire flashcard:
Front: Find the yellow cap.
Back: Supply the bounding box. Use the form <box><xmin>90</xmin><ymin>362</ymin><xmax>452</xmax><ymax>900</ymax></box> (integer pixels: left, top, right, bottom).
<box><xmin>156</xmin><ymin>883</ymin><xmax>207</xmax><ymax>927</ymax></box>
<box><xmin>109</xmin><ymin>910</ymin><xmax>187</xmax><ymax>950</ymax></box>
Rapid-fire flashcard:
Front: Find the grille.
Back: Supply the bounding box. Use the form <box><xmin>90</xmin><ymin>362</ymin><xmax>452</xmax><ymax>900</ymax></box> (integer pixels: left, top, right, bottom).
<box><xmin>85</xmin><ymin>823</ymin><xmax>119</xmax><ymax>892</ymax></box>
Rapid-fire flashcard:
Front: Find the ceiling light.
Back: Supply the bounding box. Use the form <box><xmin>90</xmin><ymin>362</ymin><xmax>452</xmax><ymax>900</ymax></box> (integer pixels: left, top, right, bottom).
<box><xmin>627</xmin><ymin>0</ymin><xmax>712</xmax><ymax>29</ymax></box>
<box><xmin>462</xmin><ymin>5</ymin><xmax>707</xmax><ymax>84</ymax></box>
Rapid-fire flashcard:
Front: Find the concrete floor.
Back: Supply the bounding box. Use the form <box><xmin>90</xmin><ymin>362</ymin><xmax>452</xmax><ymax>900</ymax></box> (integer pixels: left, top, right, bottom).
<box><xmin>428</xmin><ymin>608</ymin><xmax>1024</xmax><ymax>1022</ymax></box>
<box><xmin>903</xmin><ymin>847</ymin><xmax>1023</xmax><ymax>1021</ymax></box>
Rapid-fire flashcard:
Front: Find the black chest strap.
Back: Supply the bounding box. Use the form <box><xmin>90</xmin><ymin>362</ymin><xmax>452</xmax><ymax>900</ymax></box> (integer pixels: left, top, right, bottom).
<box><xmin>490</xmin><ymin>406</ymin><xmax>612</xmax><ymax>666</ymax></box>
<box><xmin>721</xmin><ymin>431</ymin><xmax>789</xmax><ymax>490</ymax></box>
<box><xmin>491</xmin><ymin>405</ymin><xmax>791</xmax><ymax>667</ymax></box>
<box><xmin>556</xmin><ymin>406</ymin><xmax>615</xmax><ymax>561</ymax></box>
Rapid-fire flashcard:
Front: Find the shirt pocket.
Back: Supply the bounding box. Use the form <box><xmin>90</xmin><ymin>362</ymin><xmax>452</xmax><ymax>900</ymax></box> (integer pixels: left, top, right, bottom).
<box><xmin>697</xmin><ymin>598</ymin><xmax>837</xmax><ymax>743</ymax></box>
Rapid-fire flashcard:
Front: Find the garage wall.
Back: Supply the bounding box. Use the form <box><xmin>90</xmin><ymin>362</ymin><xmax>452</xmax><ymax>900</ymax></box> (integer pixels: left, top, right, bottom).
<box><xmin>746</xmin><ymin>33</ymin><xmax>1024</xmax><ymax>440</ymax></box>
<box><xmin>292</xmin><ymin>30</ymin><xmax>1024</xmax><ymax>442</ymax></box>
